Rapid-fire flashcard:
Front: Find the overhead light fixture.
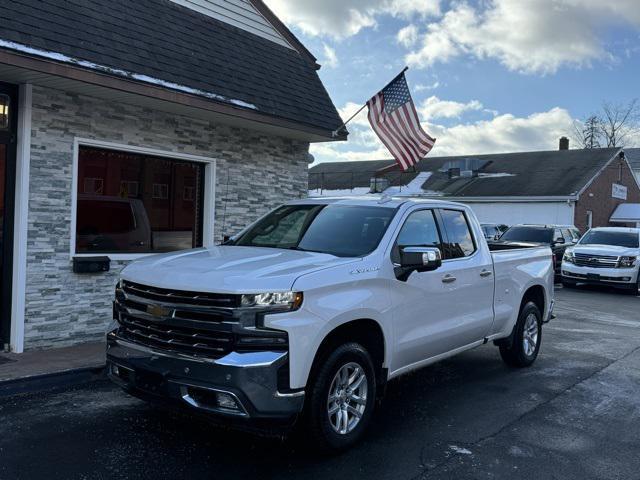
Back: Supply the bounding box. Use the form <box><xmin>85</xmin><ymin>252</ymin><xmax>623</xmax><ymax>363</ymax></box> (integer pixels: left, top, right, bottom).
<box><xmin>0</xmin><ymin>94</ymin><xmax>9</xmax><ymax>130</ymax></box>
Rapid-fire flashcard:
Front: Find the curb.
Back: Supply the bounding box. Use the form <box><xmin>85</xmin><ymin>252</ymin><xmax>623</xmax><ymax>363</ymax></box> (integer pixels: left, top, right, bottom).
<box><xmin>0</xmin><ymin>364</ymin><xmax>106</xmax><ymax>398</ymax></box>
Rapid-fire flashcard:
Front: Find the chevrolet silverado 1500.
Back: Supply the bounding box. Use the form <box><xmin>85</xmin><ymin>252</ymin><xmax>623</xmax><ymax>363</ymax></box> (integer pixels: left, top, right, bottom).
<box><xmin>107</xmin><ymin>197</ymin><xmax>554</xmax><ymax>450</ymax></box>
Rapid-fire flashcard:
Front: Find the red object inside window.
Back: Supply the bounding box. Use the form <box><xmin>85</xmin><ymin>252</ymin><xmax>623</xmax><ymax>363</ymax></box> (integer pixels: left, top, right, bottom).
<box><xmin>76</xmin><ymin>146</ymin><xmax>204</xmax><ymax>253</ymax></box>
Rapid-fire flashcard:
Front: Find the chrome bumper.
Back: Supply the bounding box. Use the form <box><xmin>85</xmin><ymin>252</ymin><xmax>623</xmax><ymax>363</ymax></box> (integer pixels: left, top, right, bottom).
<box><xmin>106</xmin><ymin>332</ymin><xmax>304</xmax><ymax>420</ymax></box>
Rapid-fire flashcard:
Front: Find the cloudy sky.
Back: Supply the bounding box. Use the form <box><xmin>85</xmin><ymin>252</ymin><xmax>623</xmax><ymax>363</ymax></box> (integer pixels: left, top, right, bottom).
<box><xmin>264</xmin><ymin>0</ymin><xmax>640</xmax><ymax>164</ymax></box>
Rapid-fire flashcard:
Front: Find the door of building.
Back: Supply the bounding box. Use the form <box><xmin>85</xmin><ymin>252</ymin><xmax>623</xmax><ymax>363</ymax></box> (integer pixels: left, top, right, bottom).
<box><xmin>0</xmin><ymin>82</ymin><xmax>18</xmax><ymax>349</ymax></box>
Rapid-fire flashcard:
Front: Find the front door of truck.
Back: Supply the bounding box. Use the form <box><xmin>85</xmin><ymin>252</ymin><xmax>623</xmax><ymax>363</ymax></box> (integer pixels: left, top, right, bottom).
<box><xmin>389</xmin><ymin>207</ymin><xmax>494</xmax><ymax>374</ymax></box>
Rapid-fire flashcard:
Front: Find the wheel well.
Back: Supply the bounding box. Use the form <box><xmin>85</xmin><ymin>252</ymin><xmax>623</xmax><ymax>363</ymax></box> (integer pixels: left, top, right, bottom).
<box><xmin>495</xmin><ymin>285</ymin><xmax>546</xmax><ymax>349</ymax></box>
<box><xmin>521</xmin><ymin>285</ymin><xmax>545</xmax><ymax>315</ymax></box>
<box><xmin>309</xmin><ymin>319</ymin><xmax>385</xmax><ymax>386</ymax></box>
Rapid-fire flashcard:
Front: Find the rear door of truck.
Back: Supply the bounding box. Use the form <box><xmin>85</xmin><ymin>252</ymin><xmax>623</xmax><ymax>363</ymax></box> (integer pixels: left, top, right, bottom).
<box><xmin>432</xmin><ymin>208</ymin><xmax>496</xmax><ymax>350</ymax></box>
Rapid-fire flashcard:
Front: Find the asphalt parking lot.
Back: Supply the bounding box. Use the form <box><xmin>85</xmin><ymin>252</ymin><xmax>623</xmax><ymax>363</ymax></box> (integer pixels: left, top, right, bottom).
<box><xmin>2</xmin><ymin>286</ymin><xmax>639</xmax><ymax>480</ymax></box>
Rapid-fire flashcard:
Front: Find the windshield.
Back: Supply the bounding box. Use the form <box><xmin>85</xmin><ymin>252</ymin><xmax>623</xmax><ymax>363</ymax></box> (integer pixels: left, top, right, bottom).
<box><xmin>500</xmin><ymin>227</ymin><xmax>553</xmax><ymax>244</ymax></box>
<box><xmin>232</xmin><ymin>204</ymin><xmax>396</xmax><ymax>257</ymax></box>
<box><xmin>482</xmin><ymin>225</ymin><xmax>498</xmax><ymax>237</ymax></box>
<box><xmin>579</xmin><ymin>230</ymin><xmax>639</xmax><ymax>248</ymax></box>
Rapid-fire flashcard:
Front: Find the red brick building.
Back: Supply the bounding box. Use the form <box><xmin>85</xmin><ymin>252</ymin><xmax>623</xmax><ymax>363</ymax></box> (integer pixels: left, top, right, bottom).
<box><xmin>573</xmin><ymin>151</ymin><xmax>640</xmax><ymax>231</ymax></box>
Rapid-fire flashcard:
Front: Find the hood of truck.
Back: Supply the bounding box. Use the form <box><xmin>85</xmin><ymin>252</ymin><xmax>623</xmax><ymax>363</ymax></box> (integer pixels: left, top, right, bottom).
<box><xmin>570</xmin><ymin>245</ymin><xmax>639</xmax><ymax>257</ymax></box>
<box><xmin>120</xmin><ymin>246</ymin><xmax>359</xmax><ymax>293</ymax></box>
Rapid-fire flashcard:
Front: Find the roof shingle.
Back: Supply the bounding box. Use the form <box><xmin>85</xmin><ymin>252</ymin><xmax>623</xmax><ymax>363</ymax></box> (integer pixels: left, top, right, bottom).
<box><xmin>0</xmin><ymin>0</ymin><xmax>343</xmax><ymax>134</ymax></box>
<box><xmin>309</xmin><ymin>148</ymin><xmax>623</xmax><ymax>197</ymax></box>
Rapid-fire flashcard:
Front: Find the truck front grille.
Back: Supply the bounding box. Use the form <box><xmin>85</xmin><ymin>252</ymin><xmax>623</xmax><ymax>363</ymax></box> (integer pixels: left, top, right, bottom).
<box><xmin>114</xmin><ymin>281</ymin><xmax>288</xmax><ymax>359</ymax></box>
<box><xmin>574</xmin><ymin>253</ymin><xmax>619</xmax><ymax>268</ymax></box>
<box><xmin>118</xmin><ymin>314</ymin><xmax>233</xmax><ymax>357</ymax></box>
<box><xmin>121</xmin><ymin>280</ymin><xmax>241</xmax><ymax>308</ymax></box>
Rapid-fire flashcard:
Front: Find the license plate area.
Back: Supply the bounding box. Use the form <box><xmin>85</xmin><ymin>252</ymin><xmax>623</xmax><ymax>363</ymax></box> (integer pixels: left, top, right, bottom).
<box><xmin>587</xmin><ymin>273</ymin><xmax>600</xmax><ymax>281</ymax></box>
<box><xmin>135</xmin><ymin>370</ymin><xmax>167</xmax><ymax>395</ymax></box>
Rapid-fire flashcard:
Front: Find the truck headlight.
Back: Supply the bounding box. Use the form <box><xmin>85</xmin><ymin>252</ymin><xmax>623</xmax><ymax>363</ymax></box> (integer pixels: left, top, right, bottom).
<box><xmin>241</xmin><ymin>292</ymin><xmax>303</xmax><ymax>310</ymax></box>
<box><xmin>563</xmin><ymin>251</ymin><xmax>575</xmax><ymax>264</ymax></box>
<box><xmin>618</xmin><ymin>256</ymin><xmax>637</xmax><ymax>268</ymax></box>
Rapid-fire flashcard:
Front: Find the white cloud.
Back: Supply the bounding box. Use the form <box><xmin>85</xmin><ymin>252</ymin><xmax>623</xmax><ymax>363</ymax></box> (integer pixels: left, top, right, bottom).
<box><xmin>396</xmin><ymin>24</ymin><xmax>419</xmax><ymax>48</ymax></box>
<box><xmin>322</xmin><ymin>44</ymin><xmax>339</xmax><ymax>68</ymax></box>
<box><xmin>426</xmin><ymin>107</ymin><xmax>575</xmax><ymax>156</ymax></box>
<box><xmin>338</xmin><ymin>101</ymin><xmax>370</xmax><ymax>128</ymax></box>
<box><xmin>415</xmin><ymin>81</ymin><xmax>440</xmax><ymax>92</ymax></box>
<box><xmin>311</xmin><ymin>103</ymin><xmax>575</xmax><ymax>163</ymax></box>
<box><xmin>264</xmin><ymin>0</ymin><xmax>440</xmax><ymax>39</ymax></box>
<box><xmin>406</xmin><ymin>0</ymin><xmax>640</xmax><ymax>74</ymax></box>
<box><xmin>420</xmin><ymin>96</ymin><xmax>483</xmax><ymax>120</ymax></box>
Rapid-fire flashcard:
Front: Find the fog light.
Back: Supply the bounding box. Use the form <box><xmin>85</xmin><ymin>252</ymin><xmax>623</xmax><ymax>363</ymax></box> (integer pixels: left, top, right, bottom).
<box><xmin>622</xmin><ymin>277</ymin><xmax>631</xmax><ymax>281</ymax></box>
<box><xmin>111</xmin><ymin>364</ymin><xmax>120</xmax><ymax>376</ymax></box>
<box><xmin>217</xmin><ymin>392</ymin><xmax>240</xmax><ymax>410</ymax></box>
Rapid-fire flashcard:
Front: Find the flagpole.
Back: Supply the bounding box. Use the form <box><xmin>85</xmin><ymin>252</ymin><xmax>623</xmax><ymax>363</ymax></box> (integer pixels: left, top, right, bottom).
<box><xmin>331</xmin><ymin>66</ymin><xmax>409</xmax><ymax>137</ymax></box>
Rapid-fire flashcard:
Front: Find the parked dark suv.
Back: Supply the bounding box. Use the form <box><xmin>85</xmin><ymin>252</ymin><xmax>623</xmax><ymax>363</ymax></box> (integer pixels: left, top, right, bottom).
<box><xmin>495</xmin><ymin>224</ymin><xmax>580</xmax><ymax>276</ymax></box>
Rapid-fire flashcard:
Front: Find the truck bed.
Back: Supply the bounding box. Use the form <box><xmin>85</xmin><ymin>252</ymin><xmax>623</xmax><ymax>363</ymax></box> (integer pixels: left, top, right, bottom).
<box><xmin>488</xmin><ymin>241</ymin><xmax>544</xmax><ymax>251</ymax></box>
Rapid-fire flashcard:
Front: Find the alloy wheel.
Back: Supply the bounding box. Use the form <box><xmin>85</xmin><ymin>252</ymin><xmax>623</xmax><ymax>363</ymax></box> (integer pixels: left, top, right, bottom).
<box><xmin>327</xmin><ymin>362</ymin><xmax>368</xmax><ymax>435</ymax></box>
<box><xmin>523</xmin><ymin>313</ymin><xmax>539</xmax><ymax>357</ymax></box>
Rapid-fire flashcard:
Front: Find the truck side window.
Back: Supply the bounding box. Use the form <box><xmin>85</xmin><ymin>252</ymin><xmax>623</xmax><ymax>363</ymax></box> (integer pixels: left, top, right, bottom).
<box><xmin>439</xmin><ymin>209</ymin><xmax>476</xmax><ymax>259</ymax></box>
<box><xmin>396</xmin><ymin>209</ymin><xmax>441</xmax><ymax>249</ymax></box>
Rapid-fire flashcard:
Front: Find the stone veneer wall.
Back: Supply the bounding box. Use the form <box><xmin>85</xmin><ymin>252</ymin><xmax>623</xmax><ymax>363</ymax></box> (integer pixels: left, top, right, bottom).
<box><xmin>24</xmin><ymin>85</ymin><xmax>310</xmax><ymax>349</ymax></box>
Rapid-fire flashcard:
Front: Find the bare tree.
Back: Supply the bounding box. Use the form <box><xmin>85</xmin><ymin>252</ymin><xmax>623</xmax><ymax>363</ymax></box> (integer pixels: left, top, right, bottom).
<box><xmin>599</xmin><ymin>99</ymin><xmax>640</xmax><ymax>148</ymax></box>
<box><xmin>572</xmin><ymin>115</ymin><xmax>602</xmax><ymax>149</ymax></box>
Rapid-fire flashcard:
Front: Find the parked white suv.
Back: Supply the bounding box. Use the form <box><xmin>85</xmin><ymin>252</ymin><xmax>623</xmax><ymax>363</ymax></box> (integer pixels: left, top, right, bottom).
<box><xmin>107</xmin><ymin>197</ymin><xmax>554</xmax><ymax>450</ymax></box>
<box><xmin>562</xmin><ymin>227</ymin><xmax>640</xmax><ymax>294</ymax></box>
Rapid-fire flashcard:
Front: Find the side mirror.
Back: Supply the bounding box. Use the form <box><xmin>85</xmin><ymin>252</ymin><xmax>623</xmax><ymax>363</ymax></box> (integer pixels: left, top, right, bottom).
<box><xmin>554</xmin><ymin>237</ymin><xmax>565</xmax><ymax>245</ymax></box>
<box><xmin>396</xmin><ymin>246</ymin><xmax>442</xmax><ymax>281</ymax></box>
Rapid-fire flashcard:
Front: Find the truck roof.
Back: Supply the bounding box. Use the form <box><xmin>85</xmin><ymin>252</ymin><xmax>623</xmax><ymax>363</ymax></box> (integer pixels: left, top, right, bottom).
<box><xmin>286</xmin><ymin>196</ymin><xmax>466</xmax><ymax>209</ymax></box>
<box><xmin>588</xmin><ymin>226</ymin><xmax>640</xmax><ymax>233</ymax></box>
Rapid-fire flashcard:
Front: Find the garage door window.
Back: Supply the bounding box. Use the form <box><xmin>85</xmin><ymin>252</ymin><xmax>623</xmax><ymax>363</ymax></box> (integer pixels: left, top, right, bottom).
<box><xmin>76</xmin><ymin>146</ymin><xmax>205</xmax><ymax>253</ymax></box>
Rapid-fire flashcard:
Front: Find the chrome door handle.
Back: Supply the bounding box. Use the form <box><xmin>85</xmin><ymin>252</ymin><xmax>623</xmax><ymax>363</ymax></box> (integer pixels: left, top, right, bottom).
<box><xmin>480</xmin><ymin>269</ymin><xmax>492</xmax><ymax>277</ymax></box>
<box><xmin>442</xmin><ymin>274</ymin><xmax>457</xmax><ymax>284</ymax></box>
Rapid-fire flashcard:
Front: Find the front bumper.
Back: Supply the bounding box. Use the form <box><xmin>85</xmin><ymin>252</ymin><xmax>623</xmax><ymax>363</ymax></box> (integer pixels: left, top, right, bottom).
<box><xmin>561</xmin><ymin>262</ymin><xmax>639</xmax><ymax>288</ymax></box>
<box><xmin>106</xmin><ymin>331</ymin><xmax>304</xmax><ymax>422</ymax></box>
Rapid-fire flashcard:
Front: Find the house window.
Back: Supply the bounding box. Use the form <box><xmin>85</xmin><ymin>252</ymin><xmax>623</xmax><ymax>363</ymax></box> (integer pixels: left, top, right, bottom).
<box><xmin>83</xmin><ymin>177</ymin><xmax>104</xmax><ymax>194</ymax></box>
<box><xmin>76</xmin><ymin>146</ymin><xmax>205</xmax><ymax>253</ymax></box>
<box><xmin>152</xmin><ymin>183</ymin><xmax>169</xmax><ymax>199</ymax></box>
<box><xmin>119</xmin><ymin>180</ymin><xmax>139</xmax><ymax>198</ymax></box>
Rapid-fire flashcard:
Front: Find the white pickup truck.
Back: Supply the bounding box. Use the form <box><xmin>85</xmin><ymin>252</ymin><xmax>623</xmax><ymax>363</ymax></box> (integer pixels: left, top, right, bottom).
<box><xmin>107</xmin><ymin>197</ymin><xmax>554</xmax><ymax>450</ymax></box>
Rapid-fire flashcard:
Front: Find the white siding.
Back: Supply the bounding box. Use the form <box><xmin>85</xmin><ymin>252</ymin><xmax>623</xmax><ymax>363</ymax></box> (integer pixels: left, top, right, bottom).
<box><xmin>464</xmin><ymin>202</ymin><xmax>575</xmax><ymax>227</ymax></box>
<box><xmin>169</xmin><ymin>0</ymin><xmax>294</xmax><ymax>49</ymax></box>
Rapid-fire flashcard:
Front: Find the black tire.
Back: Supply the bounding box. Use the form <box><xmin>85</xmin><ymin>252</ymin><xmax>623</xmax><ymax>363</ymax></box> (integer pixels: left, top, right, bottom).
<box><xmin>561</xmin><ymin>280</ymin><xmax>576</xmax><ymax>289</ymax></box>
<box><xmin>499</xmin><ymin>301</ymin><xmax>542</xmax><ymax>368</ymax></box>
<box><xmin>305</xmin><ymin>342</ymin><xmax>377</xmax><ymax>452</ymax></box>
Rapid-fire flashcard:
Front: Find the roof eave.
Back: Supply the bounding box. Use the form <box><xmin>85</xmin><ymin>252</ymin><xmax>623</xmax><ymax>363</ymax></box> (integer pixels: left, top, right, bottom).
<box><xmin>248</xmin><ymin>0</ymin><xmax>320</xmax><ymax>69</ymax></box>
<box><xmin>0</xmin><ymin>48</ymin><xmax>342</xmax><ymax>140</ymax></box>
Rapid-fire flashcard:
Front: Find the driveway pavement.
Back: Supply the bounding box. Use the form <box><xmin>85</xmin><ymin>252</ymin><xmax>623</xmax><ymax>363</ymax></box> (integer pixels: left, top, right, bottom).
<box><xmin>2</xmin><ymin>286</ymin><xmax>639</xmax><ymax>480</ymax></box>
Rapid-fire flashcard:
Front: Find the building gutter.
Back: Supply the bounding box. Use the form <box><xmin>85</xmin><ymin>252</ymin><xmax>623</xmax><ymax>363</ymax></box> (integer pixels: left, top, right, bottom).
<box><xmin>0</xmin><ymin>48</ymin><xmax>346</xmax><ymax>142</ymax></box>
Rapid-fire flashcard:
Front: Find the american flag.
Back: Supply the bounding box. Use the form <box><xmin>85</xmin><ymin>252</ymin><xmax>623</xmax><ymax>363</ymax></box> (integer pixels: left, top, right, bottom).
<box><xmin>367</xmin><ymin>72</ymin><xmax>435</xmax><ymax>171</ymax></box>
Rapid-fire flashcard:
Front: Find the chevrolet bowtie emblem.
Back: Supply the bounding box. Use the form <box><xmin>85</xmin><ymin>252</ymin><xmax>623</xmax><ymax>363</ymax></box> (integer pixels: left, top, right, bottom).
<box><xmin>146</xmin><ymin>304</ymin><xmax>172</xmax><ymax>318</ymax></box>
